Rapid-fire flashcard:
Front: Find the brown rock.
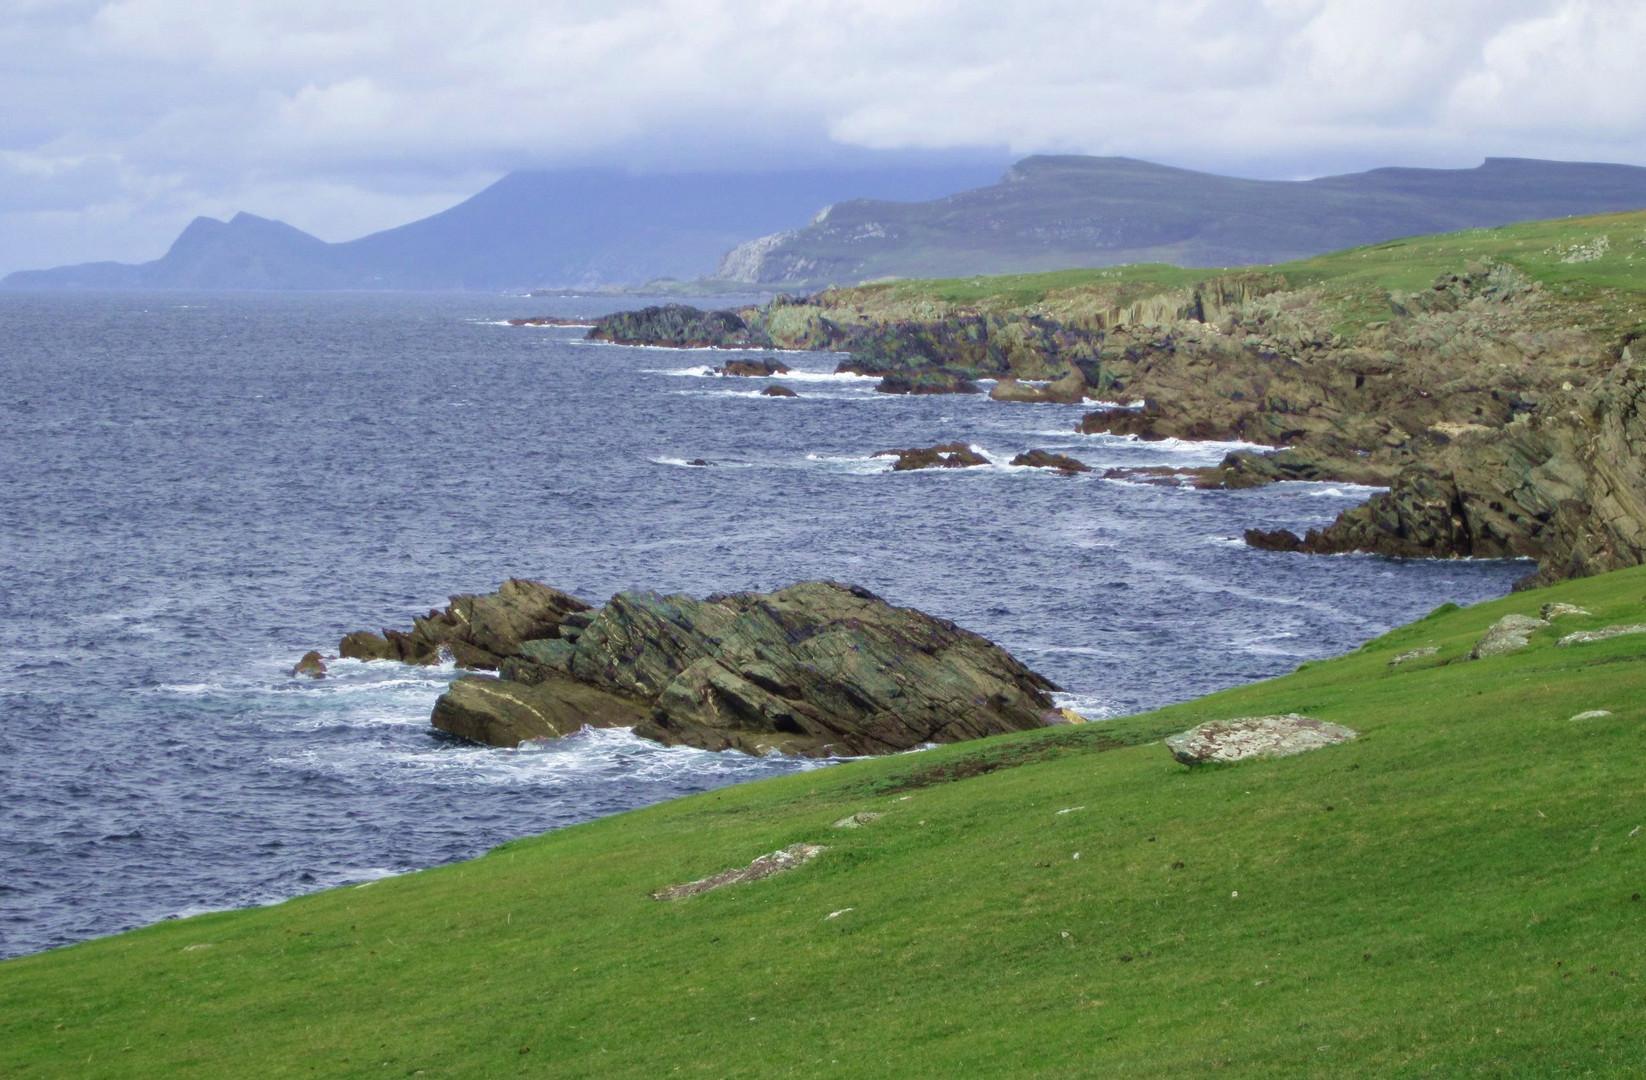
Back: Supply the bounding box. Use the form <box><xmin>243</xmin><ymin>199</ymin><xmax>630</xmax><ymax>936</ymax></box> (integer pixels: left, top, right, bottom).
<box><xmin>761</xmin><ymin>384</ymin><xmax>798</xmax><ymax>397</ymax></box>
<box><xmin>873</xmin><ymin>442</ymin><xmax>990</xmax><ymax>471</ymax></box>
<box><xmin>1011</xmin><ymin>450</ymin><xmax>1091</xmax><ymax>474</ymax></box>
<box><xmin>291</xmin><ymin>650</ymin><xmax>328</xmax><ymax>679</ymax></box>
<box><xmin>717</xmin><ymin>358</ymin><xmax>791</xmax><ymax>377</ymax></box>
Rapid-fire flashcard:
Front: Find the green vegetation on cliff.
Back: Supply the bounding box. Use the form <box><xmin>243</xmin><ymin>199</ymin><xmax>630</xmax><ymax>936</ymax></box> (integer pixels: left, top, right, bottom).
<box><xmin>4</xmin><ymin>567</ymin><xmax>1644</xmax><ymax>1077</ymax></box>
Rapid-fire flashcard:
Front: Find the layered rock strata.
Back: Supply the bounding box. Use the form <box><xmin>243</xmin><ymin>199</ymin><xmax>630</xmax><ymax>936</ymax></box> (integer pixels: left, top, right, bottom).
<box><xmin>350</xmin><ymin>580</ymin><xmax>1063</xmax><ymax>758</ymax></box>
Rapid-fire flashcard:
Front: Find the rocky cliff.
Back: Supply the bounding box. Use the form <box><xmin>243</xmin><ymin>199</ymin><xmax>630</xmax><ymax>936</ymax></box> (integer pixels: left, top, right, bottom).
<box><xmin>587</xmin><ymin>210</ymin><xmax>1646</xmax><ymax>585</ymax></box>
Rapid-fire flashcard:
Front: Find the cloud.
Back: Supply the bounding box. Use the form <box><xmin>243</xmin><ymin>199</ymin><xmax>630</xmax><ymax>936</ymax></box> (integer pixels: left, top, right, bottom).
<box><xmin>3</xmin><ymin>0</ymin><xmax>1646</xmax><ymax>273</ymax></box>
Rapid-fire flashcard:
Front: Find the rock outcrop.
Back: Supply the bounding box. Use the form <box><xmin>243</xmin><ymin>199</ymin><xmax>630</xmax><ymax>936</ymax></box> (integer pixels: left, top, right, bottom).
<box><xmin>419</xmin><ymin>580</ymin><xmax>1063</xmax><ymax>757</ymax></box>
<box><xmin>874</xmin><ymin>443</ymin><xmax>990</xmax><ymax>471</ymax></box>
<box><xmin>1010</xmin><ymin>450</ymin><xmax>1091</xmax><ymax>475</ymax></box>
<box><xmin>1246</xmin><ymin>358</ymin><xmax>1646</xmax><ymax>586</ymax></box>
<box><xmin>761</xmin><ymin>384</ymin><xmax>798</xmax><ymax>397</ymax></box>
<box><xmin>717</xmin><ymin>358</ymin><xmax>791</xmax><ymax>377</ymax></box>
<box><xmin>875</xmin><ymin>371</ymin><xmax>980</xmax><ymax>395</ymax></box>
<box><xmin>291</xmin><ymin>651</ymin><xmax>328</xmax><ymax>679</ymax></box>
<box><xmin>1165</xmin><ymin>714</ymin><xmax>1358</xmax><ymax>765</ymax></box>
<box><xmin>990</xmin><ymin>369</ymin><xmax>1087</xmax><ymax>404</ymax></box>
<box><xmin>588</xmin><ymin>305</ymin><xmax>774</xmax><ymax>349</ymax></box>
<box><xmin>339</xmin><ymin>579</ymin><xmax>590</xmax><ymax>670</ymax></box>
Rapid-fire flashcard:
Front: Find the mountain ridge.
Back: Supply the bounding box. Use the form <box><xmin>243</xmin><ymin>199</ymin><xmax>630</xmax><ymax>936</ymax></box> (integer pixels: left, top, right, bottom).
<box><xmin>714</xmin><ymin>155</ymin><xmax>1646</xmax><ymax>285</ymax></box>
<box><xmin>1</xmin><ymin>164</ymin><xmax>1008</xmax><ymax>292</ymax></box>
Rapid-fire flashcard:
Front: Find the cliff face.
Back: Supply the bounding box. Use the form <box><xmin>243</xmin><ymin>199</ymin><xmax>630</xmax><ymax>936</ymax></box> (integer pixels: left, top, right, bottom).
<box><xmin>1256</xmin><ymin>357</ymin><xmax>1646</xmax><ymax>586</ymax></box>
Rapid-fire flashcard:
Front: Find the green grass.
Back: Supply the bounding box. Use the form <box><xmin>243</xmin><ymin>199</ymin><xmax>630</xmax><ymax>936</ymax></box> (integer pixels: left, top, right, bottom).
<box><xmin>4</xmin><ymin>568</ymin><xmax>1646</xmax><ymax>1077</ymax></box>
<box><xmin>833</xmin><ymin>210</ymin><xmax>1646</xmax><ymax>341</ymax></box>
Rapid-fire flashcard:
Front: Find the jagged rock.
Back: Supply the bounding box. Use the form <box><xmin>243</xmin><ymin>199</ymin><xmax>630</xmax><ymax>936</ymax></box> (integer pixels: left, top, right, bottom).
<box><xmin>291</xmin><ymin>650</ymin><xmax>328</xmax><ymax>679</ymax></box>
<box><xmin>1010</xmin><ymin>450</ymin><xmax>1091</xmax><ymax>475</ymax></box>
<box><xmin>875</xmin><ymin>371</ymin><xmax>980</xmax><ymax>395</ymax></box>
<box><xmin>990</xmin><ymin>368</ymin><xmax>1087</xmax><ymax>404</ymax></box>
<box><xmin>338</xmin><ymin>579</ymin><xmax>590</xmax><ymax>670</ymax></box>
<box><xmin>717</xmin><ymin>358</ymin><xmax>791</xmax><ymax>377</ymax></box>
<box><xmin>761</xmin><ymin>384</ymin><xmax>798</xmax><ymax>397</ymax></box>
<box><xmin>431</xmin><ymin>672</ymin><xmax>650</xmax><ymax>747</ymax></box>
<box><xmin>632</xmin><ymin>582</ymin><xmax>1061</xmax><ymax>756</ymax></box>
<box><xmin>1469</xmin><ymin>614</ymin><xmax>1548</xmax><ymax>659</ymax></box>
<box><xmin>1388</xmin><ymin>646</ymin><xmax>1439</xmax><ymax>667</ymax></box>
<box><xmin>422</xmin><ymin>580</ymin><xmax>1062</xmax><ymax>757</ymax></box>
<box><xmin>1557</xmin><ymin>624</ymin><xmax>1646</xmax><ymax>646</ymax></box>
<box><xmin>1165</xmin><ymin>714</ymin><xmax>1357</xmax><ymax>765</ymax></box>
<box><xmin>1541</xmin><ymin>603</ymin><xmax>1592</xmax><ymax>619</ymax></box>
<box><xmin>874</xmin><ymin>443</ymin><xmax>989</xmax><ymax>471</ymax></box>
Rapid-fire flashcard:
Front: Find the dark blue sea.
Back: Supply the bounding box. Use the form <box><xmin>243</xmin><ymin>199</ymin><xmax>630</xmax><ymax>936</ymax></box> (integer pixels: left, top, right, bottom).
<box><xmin>0</xmin><ymin>291</ymin><xmax>1525</xmax><ymax>959</ymax></box>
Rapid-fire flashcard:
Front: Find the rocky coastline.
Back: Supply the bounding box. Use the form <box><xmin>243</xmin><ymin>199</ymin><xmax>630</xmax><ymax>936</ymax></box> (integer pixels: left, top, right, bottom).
<box><xmin>580</xmin><ymin>240</ymin><xmax>1646</xmax><ymax>586</ymax></box>
<box><xmin>329</xmin><ymin>580</ymin><xmax>1071</xmax><ymax>758</ymax></box>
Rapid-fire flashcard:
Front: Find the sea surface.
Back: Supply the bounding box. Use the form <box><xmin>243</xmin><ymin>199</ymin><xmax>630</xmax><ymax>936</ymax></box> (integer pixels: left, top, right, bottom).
<box><xmin>0</xmin><ymin>291</ymin><xmax>1525</xmax><ymax>960</ymax></box>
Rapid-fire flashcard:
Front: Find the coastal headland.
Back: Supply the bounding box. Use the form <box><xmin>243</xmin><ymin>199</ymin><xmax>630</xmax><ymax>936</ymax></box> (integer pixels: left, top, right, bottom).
<box><xmin>587</xmin><ymin>210</ymin><xmax>1646</xmax><ymax>588</ymax></box>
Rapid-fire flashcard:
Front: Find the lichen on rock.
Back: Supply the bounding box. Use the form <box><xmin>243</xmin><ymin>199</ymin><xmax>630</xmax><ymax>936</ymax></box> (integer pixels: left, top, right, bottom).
<box><xmin>1165</xmin><ymin>714</ymin><xmax>1358</xmax><ymax>766</ymax></box>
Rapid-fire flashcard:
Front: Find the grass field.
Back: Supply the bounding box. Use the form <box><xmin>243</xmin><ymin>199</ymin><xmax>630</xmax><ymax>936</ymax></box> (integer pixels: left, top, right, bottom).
<box><xmin>829</xmin><ymin>209</ymin><xmax>1646</xmax><ymax>344</ymax></box>
<box><xmin>2</xmin><ymin>564</ymin><xmax>1644</xmax><ymax>1077</ymax></box>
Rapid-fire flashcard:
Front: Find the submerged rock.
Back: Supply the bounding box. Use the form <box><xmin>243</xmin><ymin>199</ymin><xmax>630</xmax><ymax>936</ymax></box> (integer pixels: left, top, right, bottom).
<box><xmin>338</xmin><ymin>579</ymin><xmax>590</xmax><ymax>670</ymax></box>
<box><xmin>1166</xmin><ymin>714</ymin><xmax>1357</xmax><ymax>765</ymax></box>
<box><xmin>1469</xmin><ymin>614</ymin><xmax>1547</xmax><ymax>659</ymax></box>
<box><xmin>421</xmin><ymin>579</ymin><xmax>1062</xmax><ymax>757</ymax></box>
<box><xmin>761</xmin><ymin>384</ymin><xmax>798</xmax><ymax>397</ymax></box>
<box><xmin>874</xmin><ymin>442</ymin><xmax>990</xmax><ymax>471</ymax></box>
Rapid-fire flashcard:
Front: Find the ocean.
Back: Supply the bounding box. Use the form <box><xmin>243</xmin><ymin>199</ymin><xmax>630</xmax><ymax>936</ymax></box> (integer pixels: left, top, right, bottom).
<box><xmin>0</xmin><ymin>290</ymin><xmax>1525</xmax><ymax>959</ymax></box>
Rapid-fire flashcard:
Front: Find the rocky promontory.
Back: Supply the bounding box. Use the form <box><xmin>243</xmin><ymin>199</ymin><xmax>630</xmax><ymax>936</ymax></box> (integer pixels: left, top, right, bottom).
<box><xmin>577</xmin><ymin>222</ymin><xmax>1646</xmax><ymax>585</ymax></box>
<box><xmin>336</xmin><ymin>579</ymin><xmax>1066</xmax><ymax>758</ymax></box>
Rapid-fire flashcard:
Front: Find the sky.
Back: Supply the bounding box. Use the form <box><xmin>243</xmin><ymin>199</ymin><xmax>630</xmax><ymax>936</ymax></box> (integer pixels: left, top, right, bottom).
<box><xmin>5</xmin><ymin>0</ymin><xmax>1646</xmax><ymax>276</ymax></box>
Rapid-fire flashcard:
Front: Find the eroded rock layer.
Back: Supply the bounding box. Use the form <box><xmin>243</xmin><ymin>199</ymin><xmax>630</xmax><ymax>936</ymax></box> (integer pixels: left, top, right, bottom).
<box><xmin>398</xmin><ymin>580</ymin><xmax>1062</xmax><ymax>757</ymax></box>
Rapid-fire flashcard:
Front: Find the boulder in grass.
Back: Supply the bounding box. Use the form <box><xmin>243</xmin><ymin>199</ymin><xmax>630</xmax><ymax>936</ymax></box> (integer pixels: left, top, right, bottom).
<box><xmin>1166</xmin><ymin>714</ymin><xmax>1357</xmax><ymax>766</ymax></box>
<box><xmin>1469</xmin><ymin>614</ymin><xmax>1547</xmax><ymax>659</ymax></box>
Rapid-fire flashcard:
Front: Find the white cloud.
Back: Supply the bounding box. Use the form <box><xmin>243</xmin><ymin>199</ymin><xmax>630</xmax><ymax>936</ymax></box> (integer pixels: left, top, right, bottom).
<box><xmin>3</xmin><ymin>0</ymin><xmax>1646</xmax><ymax>273</ymax></box>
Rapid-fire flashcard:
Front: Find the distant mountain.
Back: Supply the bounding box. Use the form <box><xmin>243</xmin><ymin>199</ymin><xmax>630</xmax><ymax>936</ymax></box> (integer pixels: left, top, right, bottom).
<box><xmin>713</xmin><ymin>156</ymin><xmax>1646</xmax><ymax>284</ymax></box>
<box><xmin>2</xmin><ymin>164</ymin><xmax>1007</xmax><ymax>291</ymax></box>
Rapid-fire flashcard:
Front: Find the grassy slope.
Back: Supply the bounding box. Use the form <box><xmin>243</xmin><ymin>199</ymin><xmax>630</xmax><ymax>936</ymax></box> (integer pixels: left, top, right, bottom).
<box><xmin>825</xmin><ymin>209</ymin><xmax>1646</xmax><ymax>341</ymax></box>
<box><xmin>3</xmin><ymin>568</ymin><xmax>1645</xmax><ymax>1078</ymax></box>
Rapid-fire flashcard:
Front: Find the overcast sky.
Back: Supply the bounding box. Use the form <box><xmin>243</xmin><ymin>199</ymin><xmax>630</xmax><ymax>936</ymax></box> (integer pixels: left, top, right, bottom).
<box><xmin>5</xmin><ymin>0</ymin><xmax>1646</xmax><ymax>275</ymax></box>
